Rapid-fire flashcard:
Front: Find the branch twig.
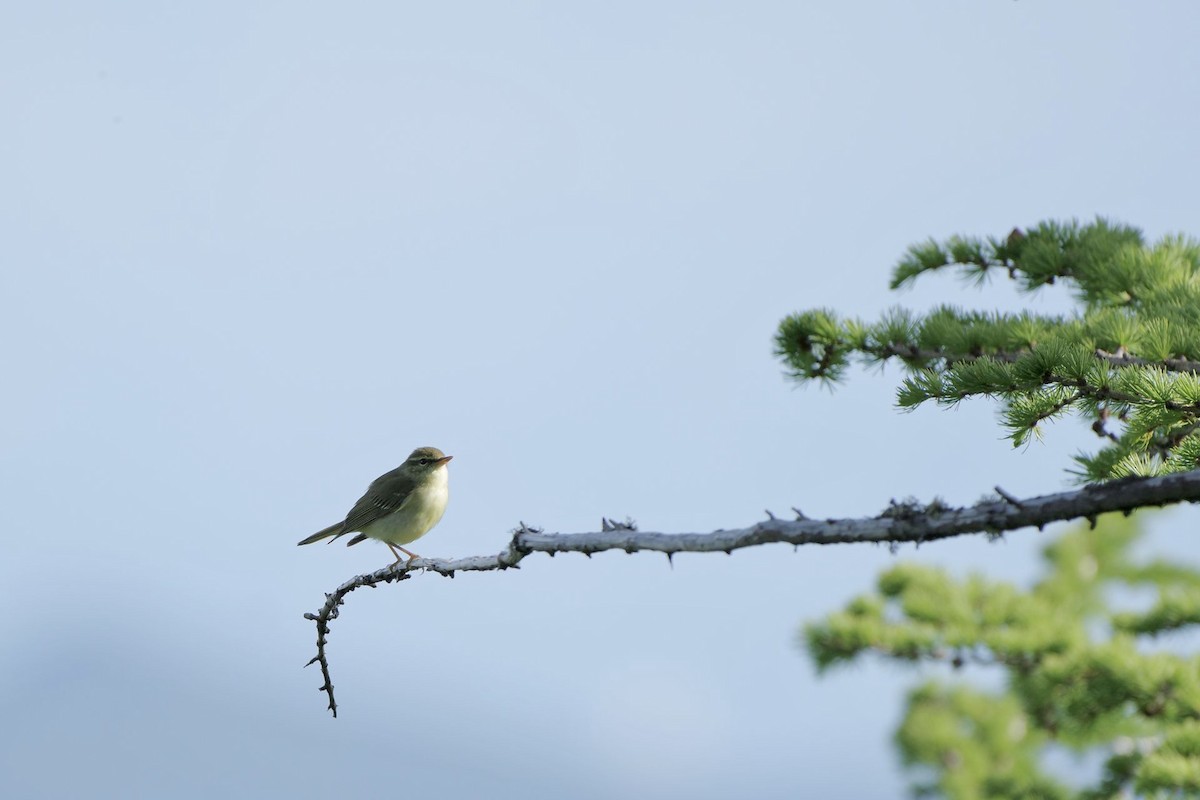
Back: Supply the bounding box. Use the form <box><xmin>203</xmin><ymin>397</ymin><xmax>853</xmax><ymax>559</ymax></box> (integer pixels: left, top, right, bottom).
<box><xmin>304</xmin><ymin>470</ymin><xmax>1200</xmax><ymax>716</ymax></box>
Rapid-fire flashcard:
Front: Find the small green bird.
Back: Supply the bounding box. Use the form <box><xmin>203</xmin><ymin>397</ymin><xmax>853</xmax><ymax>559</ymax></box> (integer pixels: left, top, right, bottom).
<box><xmin>297</xmin><ymin>446</ymin><xmax>452</xmax><ymax>564</ymax></box>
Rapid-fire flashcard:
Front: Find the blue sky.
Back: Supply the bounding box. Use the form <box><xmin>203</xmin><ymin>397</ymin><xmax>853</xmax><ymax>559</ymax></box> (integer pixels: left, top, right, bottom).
<box><xmin>4</xmin><ymin>3</ymin><xmax>1200</xmax><ymax>797</ymax></box>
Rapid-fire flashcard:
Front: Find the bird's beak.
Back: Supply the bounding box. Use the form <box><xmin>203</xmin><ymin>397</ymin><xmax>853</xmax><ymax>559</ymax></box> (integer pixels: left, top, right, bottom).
<box><xmin>436</xmin><ymin>455</ymin><xmax>453</xmax><ymax>466</ymax></box>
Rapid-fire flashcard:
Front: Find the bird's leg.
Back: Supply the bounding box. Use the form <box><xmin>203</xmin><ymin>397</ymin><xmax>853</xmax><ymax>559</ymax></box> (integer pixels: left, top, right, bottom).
<box><xmin>386</xmin><ymin>543</ymin><xmax>421</xmax><ymax>564</ymax></box>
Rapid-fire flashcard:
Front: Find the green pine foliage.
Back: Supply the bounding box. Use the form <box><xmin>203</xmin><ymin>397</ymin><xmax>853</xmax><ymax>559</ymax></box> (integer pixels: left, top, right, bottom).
<box><xmin>805</xmin><ymin>514</ymin><xmax>1200</xmax><ymax>798</ymax></box>
<box><xmin>775</xmin><ymin>219</ymin><xmax>1200</xmax><ymax>481</ymax></box>
<box><xmin>782</xmin><ymin>223</ymin><xmax>1200</xmax><ymax>796</ymax></box>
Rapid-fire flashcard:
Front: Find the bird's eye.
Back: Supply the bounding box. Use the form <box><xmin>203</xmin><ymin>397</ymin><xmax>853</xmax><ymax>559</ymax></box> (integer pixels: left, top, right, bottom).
<box><xmin>418</xmin><ymin>458</ymin><xmax>431</xmax><ymax>466</ymax></box>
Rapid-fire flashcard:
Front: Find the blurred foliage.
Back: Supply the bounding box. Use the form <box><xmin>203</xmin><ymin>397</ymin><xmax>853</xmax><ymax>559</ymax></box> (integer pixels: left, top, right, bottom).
<box><xmin>774</xmin><ymin>219</ymin><xmax>1200</xmax><ymax>481</ymax></box>
<box><xmin>804</xmin><ymin>513</ymin><xmax>1200</xmax><ymax>798</ymax></box>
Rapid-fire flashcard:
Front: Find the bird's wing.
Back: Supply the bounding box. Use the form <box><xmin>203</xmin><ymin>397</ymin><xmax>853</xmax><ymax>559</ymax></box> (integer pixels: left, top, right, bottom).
<box><xmin>338</xmin><ymin>465</ymin><xmax>417</xmax><ymax>535</ymax></box>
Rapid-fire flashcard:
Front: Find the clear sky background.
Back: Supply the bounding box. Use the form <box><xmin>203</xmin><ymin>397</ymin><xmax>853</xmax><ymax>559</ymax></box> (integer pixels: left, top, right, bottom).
<box><xmin>4</xmin><ymin>3</ymin><xmax>1200</xmax><ymax>798</ymax></box>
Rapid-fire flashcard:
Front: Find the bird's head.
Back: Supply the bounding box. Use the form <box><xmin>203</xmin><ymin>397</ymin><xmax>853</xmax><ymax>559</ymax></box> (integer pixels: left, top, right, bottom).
<box><xmin>402</xmin><ymin>446</ymin><xmax>453</xmax><ymax>478</ymax></box>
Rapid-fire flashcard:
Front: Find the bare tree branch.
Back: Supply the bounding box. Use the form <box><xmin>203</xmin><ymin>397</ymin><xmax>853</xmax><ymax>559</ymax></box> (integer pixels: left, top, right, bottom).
<box><xmin>303</xmin><ymin>469</ymin><xmax>1200</xmax><ymax>717</ymax></box>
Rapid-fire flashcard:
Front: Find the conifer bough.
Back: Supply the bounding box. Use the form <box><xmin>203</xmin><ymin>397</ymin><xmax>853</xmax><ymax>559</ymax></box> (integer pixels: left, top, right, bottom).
<box><xmin>776</xmin><ymin>218</ymin><xmax>1200</xmax><ymax>481</ymax></box>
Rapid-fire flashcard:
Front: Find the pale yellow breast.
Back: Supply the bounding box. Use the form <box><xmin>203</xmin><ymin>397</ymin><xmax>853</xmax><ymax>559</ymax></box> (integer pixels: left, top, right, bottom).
<box><xmin>360</xmin><ymin>468</ymin><xmax>449</xmax><ymax>545</ymax></box>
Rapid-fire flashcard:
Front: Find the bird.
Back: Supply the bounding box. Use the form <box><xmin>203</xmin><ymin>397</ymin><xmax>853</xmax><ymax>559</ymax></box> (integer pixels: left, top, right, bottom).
<box><xmin>297</xmin><ymin>446</ymin><xmax>452</xmax><ymax>564</ymax></box>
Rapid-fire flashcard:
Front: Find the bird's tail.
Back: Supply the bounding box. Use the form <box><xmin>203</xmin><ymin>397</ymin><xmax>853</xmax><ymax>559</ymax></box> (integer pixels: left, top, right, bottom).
<box><xmin>297</xmin><ymin>522</ymin><xmax>344</xmax><ymax>546</ymax></box>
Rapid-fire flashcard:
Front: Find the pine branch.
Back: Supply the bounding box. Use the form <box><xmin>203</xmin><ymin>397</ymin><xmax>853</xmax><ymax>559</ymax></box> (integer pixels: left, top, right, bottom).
<box><xmin>905</xmin><ymin>365</ymin><xmax>1200</xmax><ymax>416</ymax></box>
<box><xmin>878</xmin><ymin>343</ymin><xmax>1200</xmax><ymax>375</ymax></box>
<box><xmin>303</xmin><ymin>470</ymin><xmax>1200</xmax><ymax>717</ymax></box>
<box><xmin>889</xmin><ymin>218</ymin><xmax>1147</xmax><ymax>293</ymax></box>
<box><xmin>1096</xmin><ymin>350</ymin><xmax>1200</xmax><ymax>375</ymax></box>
